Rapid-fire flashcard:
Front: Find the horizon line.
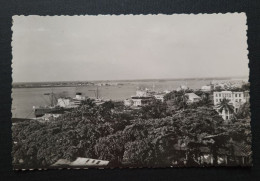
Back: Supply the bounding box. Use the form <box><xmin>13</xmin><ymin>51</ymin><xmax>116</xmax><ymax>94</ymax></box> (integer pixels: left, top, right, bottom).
<box><xmin>12</xmin><ymin>75</ymin><xmax>249</xmax><ymax>84</ymax></box>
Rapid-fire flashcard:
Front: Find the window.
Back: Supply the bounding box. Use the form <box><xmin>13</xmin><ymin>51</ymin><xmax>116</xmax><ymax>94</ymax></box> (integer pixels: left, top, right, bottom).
<box><xmin>226</xmin><ymin>116</ymin><xmax>229</xmax><ymax>120</ymax></box>
<box><xmin>96</xmin><ymin>161</ymin><xmax>101</xmax><ymax>164</ymax></box>
<box><xmin>239</xmin><ymin>99</ymin><xmax>241</xmax><ymax>102</ymax></box>
<box><xmin>219</xmin><ymin>94</ymin><xmax>221</xmax><ymax>97</ymax></box>
<box><xmin>216</xmin><ymin>94</ymin><xmax>218</xmax><ymax>97</ymax></box>
<box><xmin>216</xmin><ymin>99</ymin><xmax>218</xmax><ymax>102</ymax></box>
<box><xmin>235</xmin><ymin>94</ymin><xmax>237</xmax><ymax>97</ymax></box>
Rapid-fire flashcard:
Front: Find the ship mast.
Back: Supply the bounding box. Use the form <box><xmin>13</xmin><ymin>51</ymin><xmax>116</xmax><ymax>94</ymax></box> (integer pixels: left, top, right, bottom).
<box><xmin>44</xmin><ymin>88</ymin><xmax>56</xmax><ymax>107</ymax></box>
<box><xmin>97</xmin><ymin>86</ymin><xmax>99</xmax><ymax>99</ymax></box>
<box><xmin>89</xmin><ymin>86</ymin><xmax>100</xmax><ymax>99</ymax></box>
<box><xmin>51</xmin><ymin>88</ymin><xmax>54</xmax><ymax>107</ymax></box>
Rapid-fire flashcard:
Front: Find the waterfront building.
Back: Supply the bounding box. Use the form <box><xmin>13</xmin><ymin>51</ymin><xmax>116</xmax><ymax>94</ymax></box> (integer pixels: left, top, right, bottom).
<box><xmin>124</xmin><ymin>89</ymin><xmax>154</xmax><ymax>107</ymax></box>
<box><xmin>124</xmin><ymin>99</ymin><xmax>133</xmax><ymax>107</ymax></box>
<box><xmin>185</xmin><ymin>93</ymin><xmax>201</xmax><ymax>103</ymax></box>
<box><xmin>131</xmin><ymin>96</ymin><xmax>153</xmax><ymax>107</ymax></box>
<box><xmin>212</xmin><ymin>81</ymin><xmax>244</xmax><ymax>90</ymax></box>
<box><xmin>136</xmin><ymin>90</ymin><xmax>150</xmax><ymax>97</ymax></box>
<box><xmin>57</xmin><ymin>98</ymin><xmax>72</xmax><ymax>107</ymax></box>
<box><xmin>213</xmin><ymin>91</ymin><xmax>249</xmax><ymax>120</ymax></box>
<box><xmin>164</xmin><ymin>90</ymin><xmax>171</xmax><ymax>94</ymax></box>
<box><xmin>154</xmin><ymin>93</ymin><xmax>165</xmax><ymax>102</ymax></box>
<box><xmin>57</xmin><ymin>92</ymin><xmax>87</xmax><ymax>108</ymax></box>
<box><xmin>176</xmin><ymin>85</ymin><xmax>189</xmax><ymax>92</ymax></box>
<box><xmin>201</xmin><ymin>85</ymin><xmax>213</xmax><ymax>92</ymax></box>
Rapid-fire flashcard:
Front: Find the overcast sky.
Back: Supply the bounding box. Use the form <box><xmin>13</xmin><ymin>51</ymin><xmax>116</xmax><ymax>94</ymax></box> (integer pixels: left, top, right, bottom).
<box><xmin>12</xmin><ymin>14</ymin><xmax>248</xmax><ymax>82</ymax></box>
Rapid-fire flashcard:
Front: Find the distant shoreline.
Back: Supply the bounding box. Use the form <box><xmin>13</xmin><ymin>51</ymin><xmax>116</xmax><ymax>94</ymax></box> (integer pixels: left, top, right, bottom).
<box><xmin>12</xmin><ymin>77</ymin><xmax>248</xmax><ymax>89</ymax></box>
<box><xmin>12</xmin><ymin>85</ymin><xmax>94</xmax><ymax>89</ymax></box>
<box><xmin>13</xmin><ymin>76</ymin><xmax>248</xmax><ymax>84</ymax></box>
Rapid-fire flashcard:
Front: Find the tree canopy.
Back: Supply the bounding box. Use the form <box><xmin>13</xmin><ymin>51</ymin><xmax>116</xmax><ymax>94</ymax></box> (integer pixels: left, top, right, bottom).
<box><xmin>12</xmin><ymin>93</ymin><xmax>251</xmax><ymax>168</ymax></box>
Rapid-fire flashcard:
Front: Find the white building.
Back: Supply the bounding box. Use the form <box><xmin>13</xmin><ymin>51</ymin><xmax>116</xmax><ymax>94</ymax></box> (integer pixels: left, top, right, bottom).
<box><xmin>124</xmin><ymin>99</ymin><xmax>133</xmax><ymax>107</ymax></box>
<box><xmin>131</xmin><ymin>96</ymin><xmax>153</xmax><ymax>107</ymax></box>
<box><xmin>176</xmin><ymin>85</ymin><xmax>189</xmax><ymax>92</ymax></box>
<box><xmin>213</xmin><ymin>91</ymin><xmax>248</xmax><ymax>111</ymax></box>
<box><xmin>57</xmin><ymin>98</ymin><xmax>72</xmax><ymax>107</ymax></box>
<box><xmin>124</xmin><ymin>89</ymin><xmax>154</xmax><ymax>107</ymax></box>
<box><xmin>136</xmin><ymin>90</ymin><xmax>149</xmax><ymax>97</ymax></box>
<box><xmin>213</xmin><ymin>91</ymin><xmax>249</xmax><ymax>120</ymax></box>
<box><xmin>164</xmin><ymin>90</ymin><xmax>171</xmax><ymax>94</ymax></box>
<box><xmin>201</xmin><ymin>85</ymin><xmax>213</xmax><ymax>92</ymax></box>
<box><xmin>185</xmin><ymin>93</ymin><xmax>201</xmax><ymax>103</ymax></box>
<box><xmin>57</xmin><ymin>92</ymin><xmax>87</xmax><ymax>108</ymax></box>
<box><xmin>154</xmin><ymin>94</ymin><xmax>165</xmax><ymax>102</ymax></box>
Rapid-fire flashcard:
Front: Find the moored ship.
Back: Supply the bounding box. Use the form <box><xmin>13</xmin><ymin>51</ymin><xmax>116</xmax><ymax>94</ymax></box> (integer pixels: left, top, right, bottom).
<box><xmin>33</xmin><ymin>105</ymin><xmax>62</xmax><ymax>118</ymax></box>
<box><xmin>33</xmin><ymin>91</ymin><xmax>87</xmax><ymax>117</ymax></box>
<box><xmin>33</xmin><ymin>90</ymin><xmax>62</xmax><ymax>117</ymax></box>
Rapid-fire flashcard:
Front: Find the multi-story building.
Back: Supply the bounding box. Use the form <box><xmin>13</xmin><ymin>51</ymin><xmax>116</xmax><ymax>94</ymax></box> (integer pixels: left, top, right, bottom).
<box><xmin>213</xmin><ymin>91</ymin><xmax>249</xmax><ymax>120</ymax></box>
<box><xmin>124</xmin><ymin>90</ymin><xmax>153</xmax><ymax>107</ymax></box>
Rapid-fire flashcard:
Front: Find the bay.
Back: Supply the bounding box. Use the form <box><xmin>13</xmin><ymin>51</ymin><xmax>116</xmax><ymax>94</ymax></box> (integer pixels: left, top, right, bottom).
<box><xmin>11</xmin><ymin>79</ymin><xmax>220</xmax><ymax>118</ymax></box>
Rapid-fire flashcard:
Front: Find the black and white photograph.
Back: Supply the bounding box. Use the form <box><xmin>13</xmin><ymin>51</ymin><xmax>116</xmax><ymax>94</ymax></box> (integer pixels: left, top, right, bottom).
<box><xmin>11</xmin><ymin>14</ymin><xmax>251</xmax><ymax>169</ymax></box>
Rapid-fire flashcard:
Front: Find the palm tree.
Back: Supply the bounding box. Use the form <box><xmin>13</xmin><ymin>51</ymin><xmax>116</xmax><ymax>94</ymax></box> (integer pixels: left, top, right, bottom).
<box><xmin>215</xmin><ymin>98</ymin><xmax>234</xmax><ymax>120</ymax></box>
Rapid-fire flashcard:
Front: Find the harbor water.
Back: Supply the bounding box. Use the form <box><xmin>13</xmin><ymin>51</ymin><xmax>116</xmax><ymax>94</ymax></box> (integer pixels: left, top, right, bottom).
<box><xmin>12</xmin><ymin>79</ymin><xmax>226</xmax><ymax>118</ymax></box>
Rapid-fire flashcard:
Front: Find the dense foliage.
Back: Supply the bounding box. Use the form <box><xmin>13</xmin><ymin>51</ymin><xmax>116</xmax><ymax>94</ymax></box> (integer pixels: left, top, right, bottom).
<box><xmin>12</xmin><ymin>91</ymin><xmax>252</xmax><ymax>168</ymax></box>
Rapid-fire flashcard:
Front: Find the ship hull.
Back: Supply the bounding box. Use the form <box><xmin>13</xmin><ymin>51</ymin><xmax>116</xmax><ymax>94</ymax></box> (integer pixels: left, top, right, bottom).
<box><xmin>34</xmin><ymin>107</ymin><xmax>61</xmax><ymax>117</ymax></box>
<box><xmin>34</xmin><ymin>107</ymin><xmax>74</xmax><ymax>117</ymax></box>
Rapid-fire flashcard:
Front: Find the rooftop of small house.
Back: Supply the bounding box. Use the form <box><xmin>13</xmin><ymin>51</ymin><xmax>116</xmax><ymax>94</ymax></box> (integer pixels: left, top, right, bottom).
<box><xmin>185</xmin><ymin>93</ymin><xmax>201</xmax><ymax>99</ymax></box>
<box><xmin>51</xmin><ymin>157</ymin><xmax>109</xmax><ymax>168</ymax></box>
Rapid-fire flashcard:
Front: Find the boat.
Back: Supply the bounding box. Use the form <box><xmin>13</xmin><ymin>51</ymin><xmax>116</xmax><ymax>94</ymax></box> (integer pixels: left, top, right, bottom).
<box><xmin>33</xmin><ymin>105</ymin><xmax>62</xmax><ymax>118</ymax></box>
<box><xmin>32</xmin><ymin>89</ymin><xmax>63</xmax><ymax>117</ymax></box>
<box><xmin>33</xmin><ymin>90</ymin><xmax>86</xmax><ymax>117</ymax></box>
<box><xmin>88</xmin><ymin>87</ymin><xmax>106</xmax><ymax>105</ymax></box>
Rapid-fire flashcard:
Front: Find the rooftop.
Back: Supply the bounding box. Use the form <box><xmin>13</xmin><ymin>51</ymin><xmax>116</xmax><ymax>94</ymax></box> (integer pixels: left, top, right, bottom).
<box><xmin>51</xmin><ymin>157</ymin><xmax>109</xmax><ymax>168</ymax></box>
